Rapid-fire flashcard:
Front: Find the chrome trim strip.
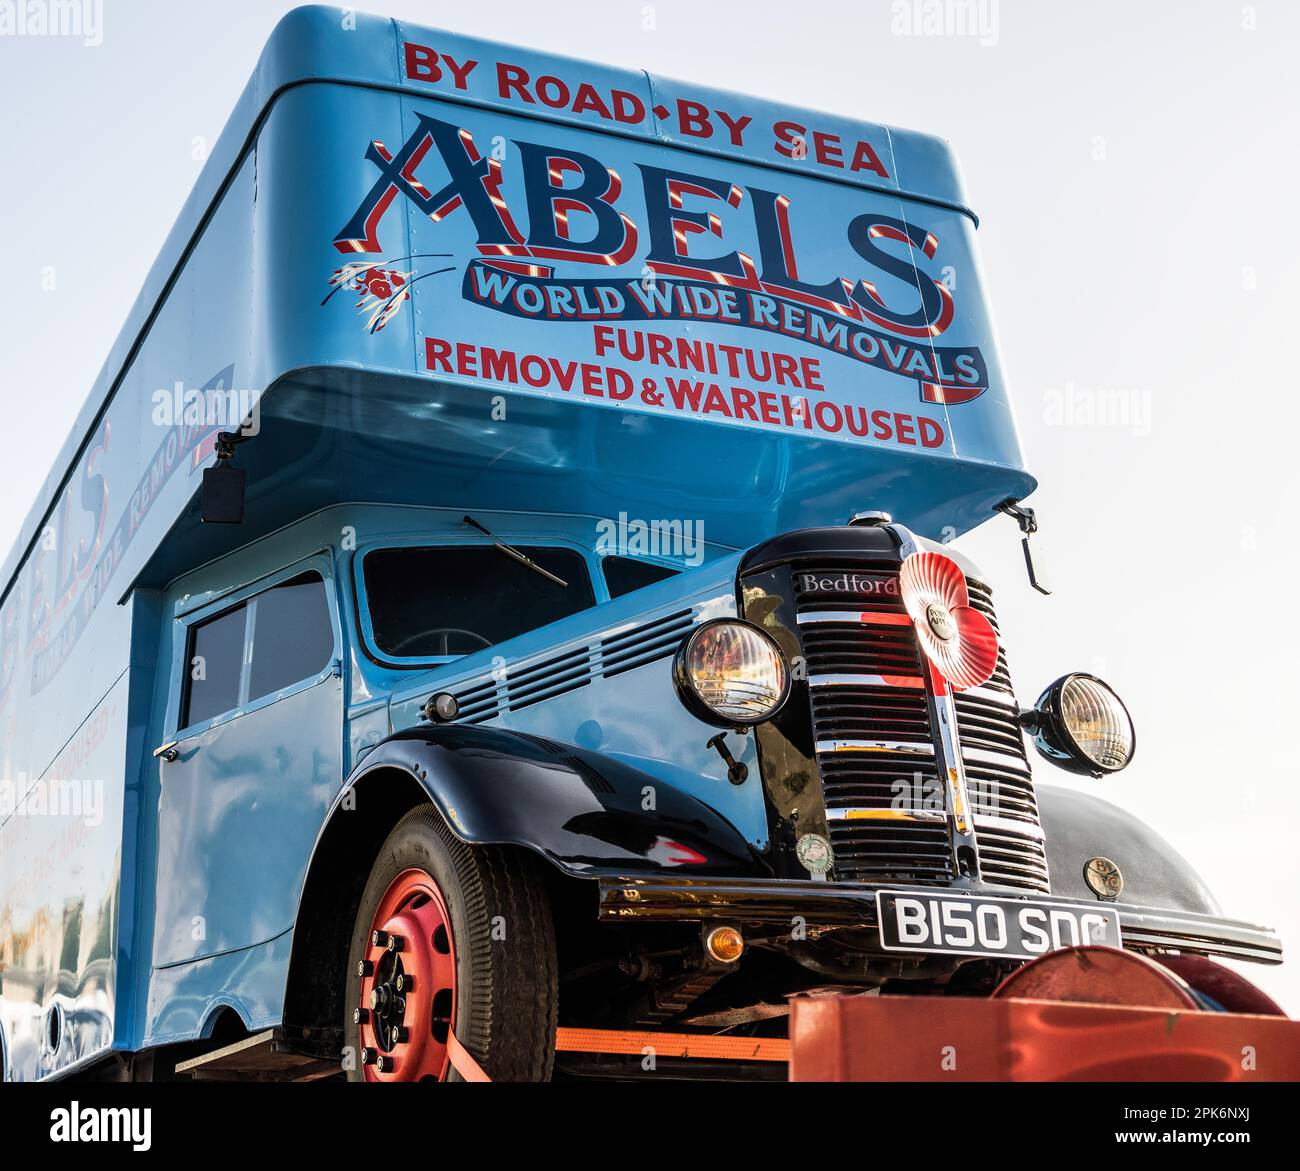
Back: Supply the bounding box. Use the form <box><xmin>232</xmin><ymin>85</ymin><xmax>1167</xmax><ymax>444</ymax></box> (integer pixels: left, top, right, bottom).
<box><xmin>797</xmin><ymin>610</ymin><xmax>909</xmax><ymax>626</ymax></box>
<box><xmin>817</xmin><ymin>739</ymin><xmax>933</xmax><ymax>755</ymax></box>
<box><xmin>931</xmin><ymin>678</ymin><xmax>976</xmax><ymax>839</ymax></box>
<box><xmin>956</xmin><ymin>684</ymin><xmax>1019</xmax><ymax>709</ymax></box>
<box><xmin>973</xmin><ymin>813</ymin><xmax>1046</xmax><ymax>841</ymax></box>
<box><xmin>808</xmin><ymin>672</ymin><xmax>925</xmax><ymax>690</ymax></box>
<box><xmin>825</xmin><ymin>807</ymin><xmax>948</xmax><ymax>823</ymax></box>
<box><xmin>962</xmin><ymin>745</ymin><xmax>1032</xmax><ymax>772</ymax></box>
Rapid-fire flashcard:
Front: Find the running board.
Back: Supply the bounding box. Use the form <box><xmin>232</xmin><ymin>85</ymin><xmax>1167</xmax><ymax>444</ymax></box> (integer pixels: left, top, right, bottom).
<box><xmin>175</xmin><ymin>1029</ymin><xmax>339</xmax><ymax>1082</ymax></box>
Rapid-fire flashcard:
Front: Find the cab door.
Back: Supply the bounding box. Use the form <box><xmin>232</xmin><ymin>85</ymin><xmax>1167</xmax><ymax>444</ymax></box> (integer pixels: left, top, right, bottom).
<box><xmin>152</xmin><ymin>558</ymin><xmax>344</xmax><ymax>966</ymax></box>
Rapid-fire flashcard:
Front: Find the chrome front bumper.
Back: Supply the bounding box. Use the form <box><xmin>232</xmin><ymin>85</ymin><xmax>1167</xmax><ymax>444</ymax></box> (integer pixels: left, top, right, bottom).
<box><xmin>597</xmin><ymin>876</ymin><xmax>1283</xmax><ymax>966</ymax></box>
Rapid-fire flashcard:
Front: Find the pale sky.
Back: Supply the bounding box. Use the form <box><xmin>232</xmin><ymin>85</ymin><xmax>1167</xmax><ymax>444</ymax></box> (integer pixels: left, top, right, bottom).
<box><xmin>2</xmin><ymin>0</ymin><xmax>1297</xmax><ymax>1011</ymax></box>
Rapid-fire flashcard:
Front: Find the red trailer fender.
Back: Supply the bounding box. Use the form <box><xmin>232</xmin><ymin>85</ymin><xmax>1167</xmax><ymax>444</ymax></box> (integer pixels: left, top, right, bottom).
<box><xmin>790</xmin><ymin>947</ymin><xmax>1299</xmax><ymax>1081</ymax></box>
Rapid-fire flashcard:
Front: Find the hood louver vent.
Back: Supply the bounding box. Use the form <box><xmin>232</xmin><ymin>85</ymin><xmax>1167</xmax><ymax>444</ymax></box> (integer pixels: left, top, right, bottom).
<box><xmin>598</xmin><ymin>609</ymin><xmax>695</xmax><ymax>677</ymax></box>
<box><xmin>441</xmin><ymin>608</ymin><xmax>698</xmax><ymax>724</ymax></box>
<box><xmin>506</xmin><ymin>647</ymin><xmax>592</xmax><ymax>713</ymax></box>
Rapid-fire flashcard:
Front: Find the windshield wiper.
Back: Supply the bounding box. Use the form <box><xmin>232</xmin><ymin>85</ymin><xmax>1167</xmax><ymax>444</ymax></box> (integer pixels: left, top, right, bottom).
<box><xmin>462</xmin><ymin>515</ymin><xmax>569</xmax><ymax>588</ymax></box>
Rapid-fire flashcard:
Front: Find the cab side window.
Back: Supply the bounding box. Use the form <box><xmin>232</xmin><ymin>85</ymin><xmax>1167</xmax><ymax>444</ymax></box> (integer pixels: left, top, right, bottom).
<box><xmin>248</xmin><ymin>573</ymin><xmax>334</xmax><ymax>698</ymax></box>
<box><xmin>182</xmin><ymin>605</ymin><xmax>248</xmax><ymax>727</ymax></box>
<box><xmin>180</xmin><ymin>572</ymin><xmax>333</xmax><ymax>729</ymax></box>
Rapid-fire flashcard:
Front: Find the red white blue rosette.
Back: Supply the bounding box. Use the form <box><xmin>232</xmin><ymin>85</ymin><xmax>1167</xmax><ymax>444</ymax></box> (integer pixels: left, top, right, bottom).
<box><xmin>898</xmin><ymin>551</ymin><xmax>999</xmax><ymax>691</ymax></box>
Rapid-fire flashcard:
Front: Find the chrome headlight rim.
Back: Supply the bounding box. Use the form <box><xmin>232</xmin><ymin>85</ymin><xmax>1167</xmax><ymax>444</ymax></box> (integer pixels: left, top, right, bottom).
<box><xmin>1029</xmin><ymin>672</ymin><xmax>1136</xmax><ymax>777</ymax></box>
<box><xmin>672</xmin><ymin>618</ymin><xmax>791</xmax><ymax>728</ymax></box>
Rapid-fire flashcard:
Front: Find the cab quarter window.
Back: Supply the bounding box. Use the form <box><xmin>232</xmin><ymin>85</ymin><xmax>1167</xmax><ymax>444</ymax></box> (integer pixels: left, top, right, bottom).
<box><xmin>180</xmin><ymin>572</ymin><xmax>333</xmax><ymax>728</ymax></box>
<box><xmin>602</xmin><ymin>555</ymin><xmax>681</xmax><ymax>599</ymax></box>
<box><xmin>363</xmin><ymin>546</ymin><xmax>594</xmax><ymax>658</ymax></box>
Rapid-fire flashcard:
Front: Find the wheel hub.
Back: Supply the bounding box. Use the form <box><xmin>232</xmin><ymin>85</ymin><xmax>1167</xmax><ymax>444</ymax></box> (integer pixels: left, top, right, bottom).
<box><xmin>355</xmin><ymin>867</ymin><xmax>457</xmax><ymax>1081</ymax></box>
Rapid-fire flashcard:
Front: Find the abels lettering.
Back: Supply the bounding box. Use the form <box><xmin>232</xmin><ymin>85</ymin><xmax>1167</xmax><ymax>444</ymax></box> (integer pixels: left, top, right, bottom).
<box><xmin>335</xmin><ymin>115</ymin><xmax>953</xmax><ymax>336</ymax></box>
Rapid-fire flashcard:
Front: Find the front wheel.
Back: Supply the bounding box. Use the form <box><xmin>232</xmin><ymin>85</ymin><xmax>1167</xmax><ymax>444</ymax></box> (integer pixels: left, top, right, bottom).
<box><xmin>343</xmin><ymin>806</ymin><xmax>557</xmax><ymax>1081</ymax></box>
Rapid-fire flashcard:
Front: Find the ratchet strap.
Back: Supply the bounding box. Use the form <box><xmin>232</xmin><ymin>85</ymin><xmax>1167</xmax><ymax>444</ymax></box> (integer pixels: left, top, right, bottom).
<box><xmin>447</xmin><ymin>1027</ymin><xmax>790</xmax><ymax>1080</ymax></box>
<box><xmin>447</xmin><ymin>1030</ymin><xmax>491</xmax><ymax>1082</ymax></box>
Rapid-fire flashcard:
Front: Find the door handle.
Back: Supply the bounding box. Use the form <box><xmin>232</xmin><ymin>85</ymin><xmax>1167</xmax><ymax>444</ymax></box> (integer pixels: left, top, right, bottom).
<box><xmin>153</xmin><ymin>741</ymin><xmax>180</xmax><ymax>763</ymax></box>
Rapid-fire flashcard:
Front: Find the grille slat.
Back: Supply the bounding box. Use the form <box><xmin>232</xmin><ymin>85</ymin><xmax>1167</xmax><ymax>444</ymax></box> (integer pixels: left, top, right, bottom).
<box><xmin>791</xmin><ymin>560</ymin><xmax>1049</xmax><ymax>892</ymax></box>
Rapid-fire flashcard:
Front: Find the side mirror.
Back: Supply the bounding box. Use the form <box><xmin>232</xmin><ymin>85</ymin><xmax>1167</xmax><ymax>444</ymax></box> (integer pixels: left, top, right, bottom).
<box><xmin>201</xmin><ymin>462</ymin><xmax>245</xmax><ymax>524</ymax></box>
<box><xmin>201</xmin><ymin>432</ymin><xmax>247</xmax><ymax>524</ymax></box>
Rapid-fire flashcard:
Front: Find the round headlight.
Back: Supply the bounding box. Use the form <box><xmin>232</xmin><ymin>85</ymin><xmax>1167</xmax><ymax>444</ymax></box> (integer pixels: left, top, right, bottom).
<box><xmin>673</xmin><ymin>619</ymin><xmax>790</xmax><ymax>727</ymax></box>
<box><xmin>1027</xmin><ymin>673</ymin><xmax>1135</xmax><ymax>776</ymax></box>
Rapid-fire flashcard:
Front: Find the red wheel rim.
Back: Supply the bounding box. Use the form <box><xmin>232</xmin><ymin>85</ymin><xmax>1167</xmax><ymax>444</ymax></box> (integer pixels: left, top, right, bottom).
<box><xmin>356</xmin><ymin>868</ymin><xmax>457</xmax><ymax>1082</ymax></box>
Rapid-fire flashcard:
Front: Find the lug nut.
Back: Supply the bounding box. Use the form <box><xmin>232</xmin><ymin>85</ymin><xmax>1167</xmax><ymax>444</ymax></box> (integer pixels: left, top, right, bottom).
<box><xmin>375</xmin><ymin>1055</ymin><xmax>394</xmax><ymax>1074</ymax></box>
<box><xmin>386</xmin><ymin>934</ymin><xmax>405</xmax><ymax>953</ymax></box>
<box><xmin>390</xmin><ymin>1025</ymin><xmax>409</xmax><ymax>1045</ymax></box>
<box><xmin>357</xmin><ymin>959</ymin><xmax>374</xmax><ymax>977</ymax></box>
<box><xmin>371</xmin><ymin>930</ymin><xmax>390</xmax><ymax>948</ymax></box>
<box><xmin>359</xmin><ymin>1047</ymin><xmax>377</xmax><ymax>1065</ymax></box>
<box><xmin>354</xmin><ymin>1007</ymin><xmax>369</xmax><ymax>1024</ymax></box>
<box><xmin>395</xmin><ymin>973</ymin><xmax>413</xmax><ymax>993</ymax></box>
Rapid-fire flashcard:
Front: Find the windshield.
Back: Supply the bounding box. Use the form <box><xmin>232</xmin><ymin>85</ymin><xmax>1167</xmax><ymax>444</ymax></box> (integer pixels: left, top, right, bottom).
<box><xmin>362</xmin><ymin>545</ymin><xmax>595</xmax><ymax>658</ymax></box>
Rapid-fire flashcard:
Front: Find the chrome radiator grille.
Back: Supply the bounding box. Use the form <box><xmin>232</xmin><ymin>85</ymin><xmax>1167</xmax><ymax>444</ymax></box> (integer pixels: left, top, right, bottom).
<box><xmin>795</xmin><ymin>563</ymin><xmax>1050</xmax><ymax>893</ymax></box>
<box><xmin>956</xmin><ymin>582</ymin><xmax>1051</xmax><ymax>892</ymax></box>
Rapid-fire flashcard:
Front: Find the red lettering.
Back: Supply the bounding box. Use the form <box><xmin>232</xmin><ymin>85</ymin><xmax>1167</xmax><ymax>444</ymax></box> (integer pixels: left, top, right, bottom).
<box><xmin>580</xmin><ymin>363</ymin><xmax>604</xmax><ymax>396</ymax></box>
<box><xmin>772</xmin><ymin>354</ymin><xmax>800</xmax><ymax>387</ymax></box>
<box><xmin>813</xmin><ymin>131</ymin><xmax>844</xmax><ymax>168</ymax></box>
<box><xmin>919</xmin><ymin>416</ymin><xmax>945</xmax><ymax>448</ymax></box>
<box><xmin>677</xmin><ymin>99</ymin><xmax>713</xmax><ymax>139</ymax></box>
<box><xmin>773</xmin><ymin>120</ymin><xmax>807</xmax><ymax>159</ymax></box>
<box><xmin>442</xmin><ymin>54</ymin><xmax>478</xmax><ymax>89</ymax></box>
<box><xmin>455</xmin><ymin>342</ymin><xmax>479</xmax><ymax>377</ymax></box>
<box><xmin>611</xmin><ymin>89</ymin><xmax>647</xmax><ymax>124</ymax></box>
<box><xmin>851</xmin><ymin>139</ymin><xmax>891</xmax><ymax>178</ymax></box>
<box><xmin>608</xmin><ymin>368</ymin><xmax>633</xmax><ymax>399</ymax></box>
<box><xmin>572</xmin><ymin>83</ymin><xmax>613</xmax><ymax>119</ymax></box>
<box><xmin>405</xmin><ymin>42</ymin><xmax>439</xmax><ymax>82</ymax></box>
<box><xmin>716</xmin><ymin>109</ymin><xmax>752</xmax><ymax>146</ymax></box>
<box><xmin>731</xmin><ymin>386</ymin><xmax>759</xmax><ymax>422</ymax></box>
<box><xmin>425</xmin><ymin>336</ymin><xmax>453</xmax><ymax>371</ymax></box>
<box><xmin>497</xmin><ymin>63</ymin><xmax>534</xmax><ymax>102</ymax></box>
<box><xmin>814</xmin><ymin>401</ymin><xmax>843</xmax><ymax>432</ymax></box>
<box><xmin>536</xmin><ymin>75</ymin><xmax>571</xmax><ymax>108</ymax></box>
<box><xmin>481</xmin><ymin>347</ymin><xmax>517</xmax><ymax>384</ymax></box>
<box><xmin>521</xmin><ymin>355</ymin><xmax>549</xmax><ymax>386</ymax></box>
<box><xmin>550</xmin><ymin>359</ymin><xmax>578</xmax><ymax>392</ymax></box>
<box><xmin>666</xmin><ymin>378</ymin><xmax>705</xmax><ymax>411</ymax></box>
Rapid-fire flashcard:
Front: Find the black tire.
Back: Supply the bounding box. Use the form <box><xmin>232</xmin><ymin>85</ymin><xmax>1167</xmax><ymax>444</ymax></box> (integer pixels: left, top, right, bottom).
<box><xmin>343</xmin><ymin>805</ymin><xmax>557</xmax><ymax>1081</ymax></box>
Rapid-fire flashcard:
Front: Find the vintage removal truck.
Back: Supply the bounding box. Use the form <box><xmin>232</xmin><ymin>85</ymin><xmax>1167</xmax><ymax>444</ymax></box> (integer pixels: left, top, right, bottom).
<box><xmin>0</xmin><ymin>7</ymin><xmax>1284</xmax><ymax>1082</ymax></box>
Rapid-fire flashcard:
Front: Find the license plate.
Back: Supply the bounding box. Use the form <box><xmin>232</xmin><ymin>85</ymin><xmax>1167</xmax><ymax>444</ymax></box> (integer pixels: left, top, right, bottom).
<box><xmin>876</xmin><ymin>890</ymin><xmax>1122</xmax><ymax>960</ymax></box>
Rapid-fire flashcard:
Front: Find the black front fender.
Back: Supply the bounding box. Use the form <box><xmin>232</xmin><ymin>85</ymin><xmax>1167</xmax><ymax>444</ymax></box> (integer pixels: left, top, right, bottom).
<box><xmin>334</xmin><ymin>725</ymin><xmax>767</xmax><ymax>879</ymax></box>
<box><xmin>1038</xmin><ymin>783</ymin><xmax>1219</xmax><ymax>914</ymax></box>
